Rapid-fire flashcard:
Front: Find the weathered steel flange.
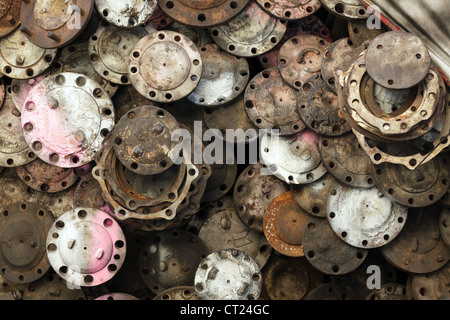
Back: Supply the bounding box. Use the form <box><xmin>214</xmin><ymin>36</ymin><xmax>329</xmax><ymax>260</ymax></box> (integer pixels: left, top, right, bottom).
<box><xmin>0</xmin><ymin>0</ymin><xmax>21</xmax><ymax>38</ymax></box>
<box><xmin>440</xmin><ymin>208</ymin><xmax>450</xmax><ymax>248</ymax></box>
<box><xmin>319</xmin><ymin>0</ymin><xmax>371</xmax><ymax>20</ymax></box>
<box><xmin>95</xmin><ymin>0</ymin><xmax>157</xmax><ymax>28</ymax></box>
<box><xmin>148</xmin><ymin>4</ymin><xmax>173</xmax><ymax>30</ymax></box>
<box><xmin>409</xmin><ymin>262</ymin><xmax>450</xmax><ymax>300</ymax></box>
<box><xmin>154</xmin><ymin>286</ymin><xmax>199</xmax><ymax>300</ymax></box>
<box><xmin>11</xmin><ymin>73</ymin><xmax>49</xmax><ymax>112</ymax></box>
<box><xmin>347</xmin><ymin>18</ymin><xmax>387</xmax><ymax>48</ymax></box>
<box><xmin>23</xmin><ymin>272</ymin><xmax>86</xmax><ymax>300</ymax></box>
<box><xmin>256</xmin><ymin>0</ymin><xmax>321</xmax><ymax>20</ymax></box>
<box><xmin>365</xmin><ymin>283</ymin><xmax>407</xmax><ymax>300</ymax></box>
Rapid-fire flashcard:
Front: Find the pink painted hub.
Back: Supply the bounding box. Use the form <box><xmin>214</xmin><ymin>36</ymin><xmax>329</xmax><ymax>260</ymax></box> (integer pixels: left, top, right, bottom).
<box><xmin>21</xmin><ymin>73</ymin><xmax>115</xmax><ymax>168</ymax></box>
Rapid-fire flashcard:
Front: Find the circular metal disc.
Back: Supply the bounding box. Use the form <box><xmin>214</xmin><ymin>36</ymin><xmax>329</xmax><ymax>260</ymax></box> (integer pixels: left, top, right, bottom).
<box><xmin>233</xmin><ymin>162</ymin><xmax>289</xmax><ymax>233</ymax></box>
<box><xmin>95</xmin><ymin>0</ymin><xmax>157</xmax><ymax>28</ymax></box>
<box><xmin>260</xmin><ymin>130</ymin><xmax>327</xmax><ymax>185</ymax></box>
<box><xmin>291</xmin><ymin>173</ymin><xmax>340</xmax><ymax>218</ymax></box>
<box><xmin>187</xmin><ymin>44</ymin><xmax>249</xmax><ymax>107</ymax></box>
<box><xmin>148</xmin><ymin>5</ymin><xmax>173</xmax><ymax>30</ymax></box>
<box><xmin>256</xmin><ymin>0</ymin><xmax>321</xmax><ymax>20</ymax></box>
<box><xmin>373</xmin><ymin>154</ymin><xmax>450</xmax><ymax>208</ymax></box>
<box><xmin>409</xmin><ymin>263</ymin><xmax>450</xmax><ymax>300</ymax></box>
<box><xmin>113</xmin><ymin>106</ymin><xmax>180</xmax><ymax>175</ymax></box>
<box><xmin>379</xmin><ymin>207</ymin><xmax>450</xmax><ymax>274</ymax></box>
<box><xmin>52</xmin><ymin>40</ymin><xmax>118</xmax><ymax>97</ymax></box>
<box><xmin>210</xmin><ymin>2</ymin><xmax>287</xmax><ymax>58</ymax></box>
<box><xmin>154</xmin><ymin>286</ymin><xmax>199</xmax><ymax>300</ymax></box>
<box><xmin>366</xmin><ymin>31</ymin><xmax>431</xmax><ymax>89</ymax></box>
<box><xmin>302</xmin><ymin>217</ymin><xmax>368</xmax><ymax>275</ymax></box>
<box><xmin>263</xmin><ymin>191</ymin><xmax>309</xmax><ymax>257</ymax></box>
<box><xmin>327</xmin><ymin>184</ymin><xmax>408</xmax><ymax>249</ymax></box>
<box><xmin>365</xmin><ymin>283</ymin><xmax>407</xmax><ymax>300</ymax></box>
<box><xmin>278</xmin><ymin>34</ymin><xmax>330</xmax><ymax>90</ymax></box>
<box><xmin>319</xmin><ymin>133</ymin><xmax>375</xmax><ymax>188</ymax></box>
<box><xmin>0</xmin><ymin>0</ymin><xmax>21</xmax><ymax>38</ymax></box>
<box><xmin>20</xmin><ymin>0</ymin><xmax>95</xmax><ymax>49</ymax></box>
<box><xmin>194</xmin><ymin>249</ymin><xmax>262</xmax><ymax>300</ymax></box>
<box><xmin>348</xmin><ymin>18</ymin><xmax>387</xmax><ymax>48</ymax></box>
<box><xmin>297</xmin><ymin>74</ymin><xmax>351</xmax><ymax>136</ymax></box>
<box><xmin>16</xmin><ymin>158</ymin><xmax>79</xmax><ymax>193</ymax></box>
<box><xmin>244</xmin><ymin>68</ymin><xmax>305</xmax><ymax>136</ymax></box>
<box><xmin>138</xmin><ymin>229</ymin><xmax>208</xmax><ymax>295</ymax></box>
<box><xmin>10</xmin><ymin>73</ymin><xmax>49</xmax><ymax>112</ymax></box>
<box><xmin>320</xmin><ymin>0</ymin><xmax>371</xmax><ymax>20</ymax></box>
<box><xmin>159</xmin><ymin>0</ymin><xmax>250</xmax><ymax>28</ymax></box>
<box><xmin>0</xmin><ymin>29</ymin><xmax>57</xmax><ymax>80</ymax></box>
<box><xmin>46</xmin><ymin>207</ymin><xmax>126</xmax><ymax>287</ymax></box>
<box><xmin>129</xmin><ymin>30</ymin><xmax>203</xmax><ymax>103</ymax></box>
<box><xmin>21</xmin><ymin>72</ymin><xmax>115</xmax><ymax>168</ymax></box>
<box><xmin>0</xmin><ymin>90</ymin><xmax>37</xmax><ymax>168</ymax></box>
<box><xmin>168</xmin><ymin>21</ymin><xmax>214</xmax><ymax>48</ymax></box>
<box><xmin>89</xmin><ymin>23</ymin><xmax>148</xmax><ymax>85</ymax></box>
<box><xmin>440</xmin><ymin>208</ymin><xmax>450</xmax><ymax>248</ymax></box>
<box><xmin>0</xmin><ymin>202</ymin><xmax>54</xmax><ymax>284</ymax></box>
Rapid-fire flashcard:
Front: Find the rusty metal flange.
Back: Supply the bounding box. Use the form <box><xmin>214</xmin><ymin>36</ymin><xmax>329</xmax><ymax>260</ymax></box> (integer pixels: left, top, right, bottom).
<box><xmin>138</xmin><ymin>229</ymin><xmax>209</xmax><ymax>295</ymax></box>
<box><xmin>256</xmin><ymin>0</ymin><xmax>321</xmax><ymax>20</ymax></box>
<box><xmin>112</xmin><ymin>85</ymin><xmax>154</xmax><ymax>124</ymax></box>
<box><xmin>210</xmin><ymin>2</ymin><xmax>287</xmax><ymax>58</ymax></box>
<box><xmin>197</xmin><ymin>207</ymin><xmax>272</xmax><ymax>269</ymax></box>
<box><xmin>0</xmin><ymin>0</ymin><xmax>21</xmax><ymax>38</ymax></box>
<box><xmin>0</xmin><ymin>77</ymin><xmax>5</xmax><ymax>108</ymax></box>
<box><xmin>263</xmin><ymin>191</ymin><xmax>309</xmax><ymax>257</ymax></box>
<box><xmin>233</xmin><ymin>162</ymin><xmax>289</xmax><ymax>233</ymax></box>
<box><xmin>113</xmin><ymin>106</ymin><xmax>180</xmax><ymax>176</ymax></box>
<box><xmin>244</xmin><ymin>68</ymin><xmax>305</xmax><ymax>136</ymax></box>
<box><xmin>10</xmin><ymin>73</ymin><xmax>49</xmax><ymax>112</ymax></box>
<box><xmin>302</xmin><ymin>217</ymin><xmax>368</xmax><ymax>275</ymax></box>
<box><xmin>154</xmin><ymin>286</ymin><xmax>199</xmax><ymax>300</ymax></box>
<box><xmin>409</xmin><ymin>262</ymin><xmax>450</xmax><ymax>300</ymax></box>
<box><xmin>365</xmin><ymin>31</ymin><xmax>431</xmax><ymax>90</ymax></box>
<box><xmin>373</xmin><ymin>154</ymin><xmax>449</xmax><ymax>208</ymax></box>
<box><xmin>52</xmin><ymin>40</ymin><xmax>118</xmax><ymax>97</ymax></box>
<box><xmin>46</xmin><ymin>207</ymin><xmax>126</xmax><ymax>287</ymax></box>
<box><xmin>298</xmin><ymin>74</ymin><xmax>351</xmax><ymax>136</ymax></box>
<box><xmin>23</xmin><ymin>272</ymin><xmax>86</xmax><ymax>300</ymax></box>
<box><xmin>203</xmin><ymin>94</ymin><xmax>259</xmax><ymax>145</ymax></box>
<box><xmin>187</xmin><ymin>44</ymin><xmax>249</xmax><ymax>107</ymax></box>
<box><xmin>347</xmin><ymin>18</ymin><xmax>388</xmax><ymax>48</ymax></box>
<box><xmin>440</xmin><ymin>208</ymin><xmax>450</xmax><ymax>248</ymax></box>
<box><xmin>260</xmin><ymin>130</ymin><xmax>327</xmax><ymax>185</ymax></box>
<box><xmin>365</xmin><ymin>283</ymin><xmax>407</xmax><ymax>300</ymax></box>
<box><xmin>278</xmin><ymin>34</ymin><xmax>330</xmax><ymax>90</ymax></box>
<box><xmin>148</xmin><ymin>4</ymin><xmax>173</xmax><ymax>30</ymax></box>
<box><xmin>168</xmin><ymin>21</ymin><xmax>213</xmax><ymax>48</ymax></box>
<box><xmin>0</xmin><ymin>202</ymin><xmax>54</xmax><ymax>284</ymax></box>
<box><xmin>203</xmin><ymin>160</ymin><xmax>237</xmax><ymax>203</ymax></box>
<box><xmin>379</xmin><ymin>207</ymin><xmax>450</xmax><ymax>274</ymax></box>
<box><xmin>291</xmin><ymin>173</ymin><xmax>340</xmax><ymax>219</ymax></box>
<box><xmin>129</xmin><ymin>30</ymin><xmax>203</xmax><ymax>103</ymax></box>
<box><xmin>16</xmin><ymin>158</ymin><xmax>79</xmax><ymax>194</ymax></box>
<box><xmin>303</xmin><ymin>283</ymin><xmax>340</xmax><ymax>300</ymax></box>
<box><xmin>327</xmin><ymin>184</ymin><xmax>408</xmax><ymax>249</ymax></box>
<box><xmin>89</xmin><ymin>22</ymin><xmax>148</xmax><ymax>86</ymax></box>
<box><xmin>159</xmin><ymin>0</ymin><xmax>250</xmax><ymax>28</ymax></box>
<box><xmin>0</xmin><ymin>29</ymin><xmax>57</xmax><ymax>80</ymax></box>
<box><xmin>21</xmin><ymin>72</ymin><xmax>115</xmax><ymax>168</ymax></box>
<box><xmin>73</xmin><ymin>174</ymin><xmax>114</xmax><ymax>217</ymax></box>
<box><xmin>0</xmin><ymin>88</ymin><xmax>37</xmax><ymax>168</ymax></box>
<box><xmin>319</xmin><ymin>133</ymin><xmax>375</xmax><ymax>188</ymax></box>
<box><xmin>20</xmin><ymin>0</ymin><xmax>95</xmax><ymax>49</ymax></box>
<box><xmin>95</xmin><ymin>0</ymin><xmax>157</xmax><ymax>28</ymax></box>
<box><xmin>194</xmin><ymin>249</ymin><xmax>262</xmax><ymax>300</ymax></box>
<box><xmin>319</xmin><ymin>0</ymin><xmax>370</xmax><ymax>20</ymax></box>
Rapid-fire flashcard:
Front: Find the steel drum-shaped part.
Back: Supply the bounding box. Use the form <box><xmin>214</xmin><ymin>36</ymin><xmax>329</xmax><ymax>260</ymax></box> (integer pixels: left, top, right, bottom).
<box><xmin>327</xmin><ymin>184</ymin><xmax>408</xmax><ymax>249</ymax></box>
<box><xmin>138</xmin><ymin>229</ymin><xmax>208</xmax><ymax>295</ymax></box>
<box><xmin>244</xmin><ymin>68</ymin><xmax>305</xmax><ymax>136</ymax></box>
<box><xmin>159</xmin><ymin>0</ymin><xmax>250</xmax><ymax>28</ymax></box>
<box><xmin>187</xmin><ymin>44</ymin><xmax>249</xmax><ymax>107</ymax></box>
<box><xmin>20</xmin><ymin>0</ymin><xmax>95</xmax><ymax>49</ymax></box>
<box><xmin>89</xmin><ymin>23</ymin><xmax>148</xmax><ymax>85</ymax></box>
<box><xmin>95</xmin><ymin>0</ymin><xmax>157</xmax><ymax>28</ymax></box>
<box><xmin>154</xmin><ymin>286</ymin><xmax>199</xmax><ymax>300</ymax></box>
<box><xmin>260</xmin><ymin>130</ymin><xmax>327</xmax><ymax>185</ymax></box>
<box><xmin>113</xmin><ymin>106</ymin><xmax>180</xmax><ymax>176</ymax></box>
<box><xmin>277</xmin><ymin>34</ymin><xmax>330</xmax><ymax>90</ymax></box>
<box><xmin>319</xmin><ymin>133</ymin><xmax>375</xmax><ymax>188</ymax></box>
<box><xmin>0</xmin><ymin>29</ymin><xmax>57</xmax><ymax>80</ymax></box>
<box><xmin>302</xmin><ymin>217</ymin><xmax>368</xmax><ymax>275</ymax></box>
<box><xmin>0</xmin><ymin>202</ymin><xmax>54</xmax><ymax>284</ymax></box>
<box><xmin>366</xmin><ymin>31</ymin><xmax>431</xmax><ymax>90</ymax></box>
<box><xmin>129</xmin><ymin>30</ymin><xmax>203</xmax><ymax>103</ymax></box>
<box><xmin>319</xmin><ymin>0</ymin><xmax>371</xmax><ymax>20</ymax></box>
<box><xmin>0</xmin><ymin>0</ymin><xmax>21</xmax><ymax>38</ymax></box>
<box><xmin>194</xmin><ymin>249</ymin><xmax>262</xmax><ymax>300</ymax></box>
<box><xmin>46</xmin><ymin>207</ymin><xmax>126</xmax><ymax>287</ymax></box>
<box><xmin>21</xmin><ymin>72</ymin><xmax>115</xmax><ymax>168</ymax></box>
<box><xmin>379</xmin><ymin>207</ymin><xmax>450</xmax><ymax>274</ymax></box>
<box><xmin>210</xmin><ymin>2</ymin><xmax>287</xmax><ymax>58</ymax></box>
<box><xmin>256</xmin><ymin>0</ymin><xmax>321</xmax><ymax>20</ymax></box>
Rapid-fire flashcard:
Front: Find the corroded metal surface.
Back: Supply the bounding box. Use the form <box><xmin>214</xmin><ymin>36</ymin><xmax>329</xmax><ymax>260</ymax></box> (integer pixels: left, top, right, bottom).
<box><xmin>365</xmin><ymin>283</ymin><xmax>407</xmax><ymax>300</ymax></box>
<box><xmin>23</xmin><ymin>272</ymin><xmax>86</xmax><ymax>300</ymax></box>
<box><xmin>409</xmin><ymin>262</ymin><xmax>450</xmax><ymax>300</ymax></box>
<box><xmin>319</xmin><ymin>0</ymin><xmax>371</xmax><ymax>20</ymax></box>
<box><xmin>256</xmin><ymin>0</ymin><xmax>321</xmax><ymax>20</ymax></box>
<box><xmin>0</xmin><ymin>0</ymin><xmax>21</xmax><ymax>38</ymax></box>
<box><xmin>95</xmin><ymin>0</ymin><xmax>157</xmax><ymax>28</ymax></box>
<box><xmin>154</xmin><ymin>286</ymin><xmax>199</xmax><ymax>300</ymax></box>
